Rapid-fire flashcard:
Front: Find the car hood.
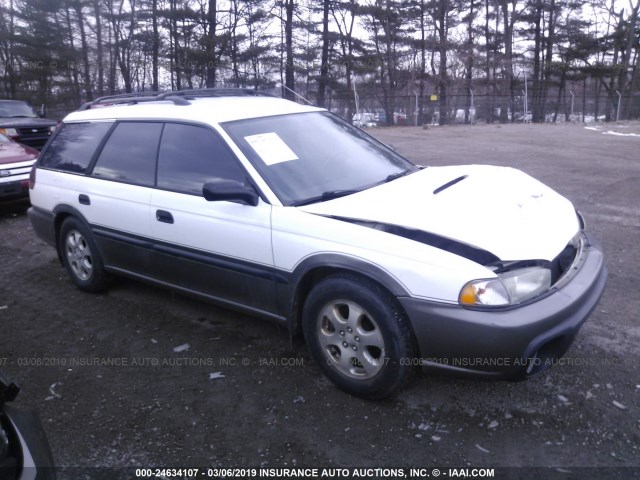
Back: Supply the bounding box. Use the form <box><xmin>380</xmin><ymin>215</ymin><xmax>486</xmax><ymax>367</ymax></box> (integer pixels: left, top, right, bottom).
<box><xmin>0</xmin><ymin>141</ymin><xmax>39</xmax><ymax>165</ymax></box>
<box><xmin>0</xmin><ymin>116</ymin><xmax>56</xmax><ymax>127</ymax></box>
<box><xmin>298</xmin><ymin>165</ymin><xmax>580</xmax><ymax>262</ymax></box>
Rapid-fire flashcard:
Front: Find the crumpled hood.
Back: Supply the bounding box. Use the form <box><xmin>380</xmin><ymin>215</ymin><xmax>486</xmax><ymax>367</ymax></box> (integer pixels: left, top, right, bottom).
<box><xmin>298</xmin><ymin>165</ymin><xmax>580</xmax><ymax>262</ymax></box>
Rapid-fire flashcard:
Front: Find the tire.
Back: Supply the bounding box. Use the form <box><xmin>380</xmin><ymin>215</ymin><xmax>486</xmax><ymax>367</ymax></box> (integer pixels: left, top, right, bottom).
<box><xmin>302</xmin><ymin>273</ymin><xmax>417</xmax><ymax>399</ymax></box>
<box><xmin>59</xmin><ymin>217</ymin><xmax>111</xmax><ymax>293</ymax></box>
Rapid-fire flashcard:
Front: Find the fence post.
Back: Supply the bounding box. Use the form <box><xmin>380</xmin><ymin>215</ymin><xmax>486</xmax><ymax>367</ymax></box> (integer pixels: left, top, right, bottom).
<box><xmin>615</xmin><ymin>90</ymin><xmax>621</xmax><ymax>122</ymax></box>
<box><xmin>570</xmin><ymin>91</ymin><xmax>574</xmax><ymax>120</ymax></box>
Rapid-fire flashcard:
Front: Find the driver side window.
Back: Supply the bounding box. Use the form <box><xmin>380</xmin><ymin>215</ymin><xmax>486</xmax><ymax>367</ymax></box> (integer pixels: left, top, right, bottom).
<box><xmin>157</xmin><ymin>123</ymin><xmax>247</xmax><ymax>196</ymax></box>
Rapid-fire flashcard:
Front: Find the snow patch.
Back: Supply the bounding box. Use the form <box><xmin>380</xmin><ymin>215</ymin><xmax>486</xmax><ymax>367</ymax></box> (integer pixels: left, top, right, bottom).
<box><xmin>602</xmin><ymin>131</ymin><xmax>640</xmax><ymax>137</ymax></box>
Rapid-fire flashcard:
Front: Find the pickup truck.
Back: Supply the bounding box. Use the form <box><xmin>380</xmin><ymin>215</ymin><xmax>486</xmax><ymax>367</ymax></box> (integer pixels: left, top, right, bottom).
<box><xmin>0</xmin><ymin>100</ymin><xmax>57</xmax><ymax>150</ymax></box>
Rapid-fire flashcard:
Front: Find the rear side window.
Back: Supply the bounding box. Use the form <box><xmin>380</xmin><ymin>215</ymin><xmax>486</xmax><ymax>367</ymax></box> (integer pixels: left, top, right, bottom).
<box><xmin>92</xmin><ymin>122</ymin><xmax>163</xmax><ymax>186</ymax></box>
<box><xmin>157</xmin><ymin>123</ymin><xmax>246</xmax><ymax>195</ymax></box>
<box><xmin>39</xmin><ymin>122</ymin><xmax>112</xmax><ymax>173</ymax></box>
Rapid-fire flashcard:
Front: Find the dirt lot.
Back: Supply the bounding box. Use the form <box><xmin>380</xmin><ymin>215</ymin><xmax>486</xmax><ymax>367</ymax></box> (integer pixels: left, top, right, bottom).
<box><xmin>1</xmin><ymin>121</ymin><xmax>639</xmax><ymax>478</ymax></box>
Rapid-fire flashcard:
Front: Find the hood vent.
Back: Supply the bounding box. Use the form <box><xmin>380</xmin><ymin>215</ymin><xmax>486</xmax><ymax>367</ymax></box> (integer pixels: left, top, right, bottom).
<box><xmin>433</xmin><ymin>175</ymin><xmax>468</xmax><ymax>195</ymax></box>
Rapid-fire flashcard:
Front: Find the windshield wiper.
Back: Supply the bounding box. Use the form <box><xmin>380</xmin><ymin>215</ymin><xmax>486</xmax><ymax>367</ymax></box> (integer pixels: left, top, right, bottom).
<box><xmin>292</xmin><ymin>189</ymin><xmax>362</xmax><ymax>207</ymax></box>
<box><xmin>385</xmin><ymin>170</ymin><xmax>412</xmax><ymax>183</ymax></box>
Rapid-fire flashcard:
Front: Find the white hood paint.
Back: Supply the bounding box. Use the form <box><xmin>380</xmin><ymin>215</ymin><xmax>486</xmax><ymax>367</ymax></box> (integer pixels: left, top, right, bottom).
<box><xmin>299</xmin><ymin>165</ymin><xmax>580</xmax><ymax>262</ymax></box>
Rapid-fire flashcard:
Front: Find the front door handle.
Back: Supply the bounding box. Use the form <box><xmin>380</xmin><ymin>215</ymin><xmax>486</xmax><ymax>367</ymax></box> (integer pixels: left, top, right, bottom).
<box><xmin>156</xmin><ymin>210</ymin><xmax>174</xmax><ymax>224</ymax></box>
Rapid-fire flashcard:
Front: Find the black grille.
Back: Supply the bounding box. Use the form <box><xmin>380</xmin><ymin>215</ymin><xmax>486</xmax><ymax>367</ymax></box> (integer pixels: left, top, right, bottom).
<box><xmin>16</xmin><ymin>126</ymin><xmax>51</xmax><ymax>149</ymax></box>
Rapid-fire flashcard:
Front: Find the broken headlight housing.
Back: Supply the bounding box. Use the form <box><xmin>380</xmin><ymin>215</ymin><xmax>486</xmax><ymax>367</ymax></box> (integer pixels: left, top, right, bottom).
<box><xmin>459</xmin><ymin>266</ymin><xmax>552</xmax><ymax>307</ymax></box>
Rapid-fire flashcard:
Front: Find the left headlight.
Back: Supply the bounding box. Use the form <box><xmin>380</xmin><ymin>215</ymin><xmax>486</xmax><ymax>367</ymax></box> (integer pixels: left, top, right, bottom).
<box><xmin>459</xmin><ymin>266</ymin><xmax>551</xmax><ymax>307</ymax></box>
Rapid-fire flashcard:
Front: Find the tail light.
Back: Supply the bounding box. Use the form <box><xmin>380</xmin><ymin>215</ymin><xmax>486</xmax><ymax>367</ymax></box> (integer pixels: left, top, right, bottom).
<box><xmin>28</xmin><ymin>165</ymin><xmax>36</xmax><ymax>189</ymax></box>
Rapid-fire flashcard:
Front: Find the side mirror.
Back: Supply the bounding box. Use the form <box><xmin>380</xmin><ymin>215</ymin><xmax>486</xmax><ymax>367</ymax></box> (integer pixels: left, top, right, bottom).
<box><xmin>203</xmin><ymin>180</ymin><xmax>259</xmax><ymax>206</ymax></box>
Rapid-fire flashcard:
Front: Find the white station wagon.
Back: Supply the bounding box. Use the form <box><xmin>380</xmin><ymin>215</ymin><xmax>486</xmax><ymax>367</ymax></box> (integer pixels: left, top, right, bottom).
<box><xmin>28</xmin><ymin>89</ymin><xmax>607</xmax><ymax>398</ymax></box>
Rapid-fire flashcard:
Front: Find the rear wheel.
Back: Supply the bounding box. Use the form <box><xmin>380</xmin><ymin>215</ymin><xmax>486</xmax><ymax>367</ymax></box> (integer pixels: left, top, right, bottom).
<box><xmin>302</xmin><ymin>274</ymin><xmax>417</xmax><ymax>398</ymax></box>
<box><xmin>59</xmin><ymin>217</ymin><xmax>110</xmax><ymax>292</ymax></box>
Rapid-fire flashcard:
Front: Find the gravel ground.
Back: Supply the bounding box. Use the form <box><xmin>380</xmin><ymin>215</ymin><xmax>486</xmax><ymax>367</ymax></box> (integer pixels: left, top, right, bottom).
<box><xmin>1</xmin><ymin>121</ymin><xmax>638</xmax><ymax>478</ymax></box>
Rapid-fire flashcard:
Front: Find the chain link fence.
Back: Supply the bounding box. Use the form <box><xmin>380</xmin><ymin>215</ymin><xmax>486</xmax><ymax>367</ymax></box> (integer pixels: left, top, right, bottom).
<box><xmin>325</xmin><ymin>92</ymin><xmax>640</xmax><ymax>126</ymax></box>
<box><xmin>37</xmin><ymin>89</ymin><xmax>640</xmax><ymax>125</ymax></box>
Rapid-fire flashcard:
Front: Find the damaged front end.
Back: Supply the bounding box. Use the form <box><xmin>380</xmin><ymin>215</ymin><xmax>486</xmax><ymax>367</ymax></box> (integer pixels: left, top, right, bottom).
<box><xmin>0</xmin><ymin>373</ymin><xmax>56</xmax><ymax>480</ymax></box>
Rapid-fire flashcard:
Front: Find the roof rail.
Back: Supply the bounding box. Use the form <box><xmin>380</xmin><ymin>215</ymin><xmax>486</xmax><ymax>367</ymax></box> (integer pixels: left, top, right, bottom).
<box><xmin>77</xmin><ymin>91</ymin><xmax>188</xmax><ymax>111</ymax></box>
<box><xmin>161</xmin><ymin>88</ymin><xmax>273</xmax><ymax>99</ymax></box>
<box><xmin>77</xmin><ymin>88</ymin><xmax>272</xmax><ymax>111</ymax></box>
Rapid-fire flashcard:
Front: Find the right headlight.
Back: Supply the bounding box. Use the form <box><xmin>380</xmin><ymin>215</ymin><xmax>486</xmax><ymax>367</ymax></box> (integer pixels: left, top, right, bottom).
<box><xmin>0</xmin><ymin>128</ymin><xmax>18</xmax><ymax>137</ymax></box>
<box><xmin>459</xmin><ymin>266</ymin><xmax>552</xmax><ymax>307</ymax></box>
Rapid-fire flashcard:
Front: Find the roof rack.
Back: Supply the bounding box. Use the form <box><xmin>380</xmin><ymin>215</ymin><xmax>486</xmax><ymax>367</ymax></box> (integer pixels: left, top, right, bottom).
<box><xmin>77</xmin><ymin>88</ymin><xmax>273</xmax><ymax>111</ymax></box>
<box><xmin>164</xmin><ymin>88</ymin><xmax>273</xmax><ymax>99</ymax></box>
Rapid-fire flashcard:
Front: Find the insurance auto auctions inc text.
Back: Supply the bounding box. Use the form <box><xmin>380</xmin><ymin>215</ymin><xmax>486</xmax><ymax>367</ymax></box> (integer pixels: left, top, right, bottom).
<box><xmin>256</xmin><ymin>468</ymin><xmax>495</xmax><ymax>478</ymax></box>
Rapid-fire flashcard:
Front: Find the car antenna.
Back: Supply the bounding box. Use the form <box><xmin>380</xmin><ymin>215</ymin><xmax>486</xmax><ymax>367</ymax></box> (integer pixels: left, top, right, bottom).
<box><xmin>276</xmin><ymin>82</ymin><xmax>313</xmax><ymax>106</ymax></box>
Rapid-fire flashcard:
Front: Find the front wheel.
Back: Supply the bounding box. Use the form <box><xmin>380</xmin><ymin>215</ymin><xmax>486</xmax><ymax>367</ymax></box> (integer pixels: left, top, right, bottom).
<box><xmin>302</xmin><ymin>274</ymin><xmax>417</xmax><ymax>399</ymax></box>
<box><xmin>59</xmin><ymin>217</ymin><xmax>111</xmax><ymax>293</ymax></box>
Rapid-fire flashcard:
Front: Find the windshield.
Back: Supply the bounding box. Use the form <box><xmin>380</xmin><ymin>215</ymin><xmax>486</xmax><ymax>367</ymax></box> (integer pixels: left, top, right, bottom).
<box><xmin>0</xmin><ymin>101</ymin><xmax>37</xmax><ymax>118</ymax></box>
<box><xmin>223</xmin><ymin>112</ymin><xmax>416</xmax><ymax>206</ymax></box>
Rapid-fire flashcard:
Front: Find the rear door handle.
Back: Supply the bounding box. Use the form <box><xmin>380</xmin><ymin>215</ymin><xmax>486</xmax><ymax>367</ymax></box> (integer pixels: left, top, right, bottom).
<box><xmin>156</xmin><ymin>210</ymin><xmax>174</xmax><ymax>224</ymax></box>
<box><xmin>79</xmin><ymin>194</ymin><xmax>90</xmax><ymax>205</ymax></box>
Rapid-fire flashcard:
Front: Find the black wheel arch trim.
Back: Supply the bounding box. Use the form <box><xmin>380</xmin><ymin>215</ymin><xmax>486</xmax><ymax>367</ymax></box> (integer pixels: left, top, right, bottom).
<box><xmin>53</xmin><ymin>203</ymin><xmax>86</xmax><ymax>219</ymax></box>
<box><xmin>291</xmin><ymin>252</ymin><xmax>410</xmax><ymax>295</ymax></box>
<box><xmin>284</xmin><ymin>252</ymin><xmax>411</xmax><ymax>333</ymax></box>
<box><xmin>51</xmin><ymin>204</ymin><xmax>93</xmax><ymax>263</ymax></box>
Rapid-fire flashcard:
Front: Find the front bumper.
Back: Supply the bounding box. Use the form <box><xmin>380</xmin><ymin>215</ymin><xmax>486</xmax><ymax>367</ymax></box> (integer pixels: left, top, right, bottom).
<box><xmin>0</xmin><ymin>179</ymin><xmax>29</xmax><ymax>201</ymax></box>
<box><xmin>1</xmin><ymin>405</ymin><xmax>56</xmax><ymax>480</ymax></box>
<box><xmin>399</xmin><ymin>232</ymin><xmax>608</xmax><ymax>379</ymax></box>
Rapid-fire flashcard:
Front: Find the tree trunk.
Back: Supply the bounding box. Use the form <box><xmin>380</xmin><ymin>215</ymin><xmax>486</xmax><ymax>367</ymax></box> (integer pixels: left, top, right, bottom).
<box><xmin>437</xmin><ymin>0</ymin><xmax>448</xmax><ymax>125</ymax></box>
<box><xmin>74</xmin><ymin>1</ymin><xmax>93</xmax><ymax>100</ymax></box>
<box><xmin>92</xmin><ymin>0</ymin><xmax>104</xmax><ymax>96</ymax></box>
<box><xmin>63</xmin><ymin>6</ymin><xmax>81</xmax><ymax>103</ymax></box>
<box><xmin>151</xmin><ymin>0</ymin><xmax>159</xmax><ymax>91</ymax></box>
<box><xmin>484</xmin><ymin>0</ymin><xmax>494</xmax><ymax>123</ymax></box>
<box><xmin>531</xmin><ymin>0</ymin><xmax>544</xmax><ymax>122</ymax></box>
<box><xmin>619</xmin><ymin>0</ymin><xmax>639</xmax><ymax>118</ymax></box>
<box><xmin>206</xmin><ymin>0</ymin><xmax>216</xmax><ymax>88</ymax></box>
<box><xmin>284</xmin><ymin>0</ymin><xmax>295</xmax><ymax>100</ymax></box>
<box><xmin>500</xmin><ymin>0</ymin><xmax>515</xmax><ymax>122</ymax></box>
<box><xmin>317</xmin><ymin>0</ymin><xmax>330</xmax><ymax>107</ymax></box>
<box><xmin>465</xmin><ymin>0</ymin><xmax>475</xmax><ymax>124</ymax></box>
<box><xmin>540</xmin><ymin>0</ymin><xmax>555</xmax><ymax>122</ymax></box>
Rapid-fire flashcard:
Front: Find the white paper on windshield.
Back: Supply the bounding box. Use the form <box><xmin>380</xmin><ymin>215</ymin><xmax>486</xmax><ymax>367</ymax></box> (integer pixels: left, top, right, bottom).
<box><xmin>244</xmin><ymin>132</ymin><xmax>299</xmax><ymax>166</ymax></box>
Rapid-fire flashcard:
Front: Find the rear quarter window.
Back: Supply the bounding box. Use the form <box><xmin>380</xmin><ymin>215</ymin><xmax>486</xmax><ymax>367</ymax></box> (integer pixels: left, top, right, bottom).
<box><xmin>39</xmin><ymin>122</ymin><xmax>112</xmax><ymax>173</ymax></box>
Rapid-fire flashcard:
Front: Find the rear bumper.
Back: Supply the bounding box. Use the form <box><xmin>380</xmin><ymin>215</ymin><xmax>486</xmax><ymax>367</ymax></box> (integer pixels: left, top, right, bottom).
<box><xmin>399</xmin><ymin>232</ymin><xmax>608</xmax><ymax>379</ymax></box>
<box><xmin>27</xmin><ymin>206</ymin><xmax>56</xmax><ymax>248</ymax></box>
